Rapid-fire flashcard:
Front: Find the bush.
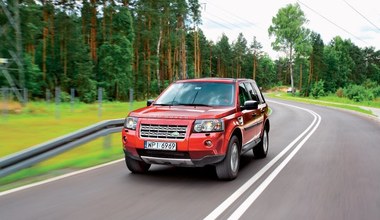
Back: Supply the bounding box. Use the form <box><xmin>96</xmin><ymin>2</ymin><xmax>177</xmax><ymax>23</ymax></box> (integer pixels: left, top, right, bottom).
<box><xmin>363</xmin><ymin>79</ymin><xmax>378</xmax><ymax>90</ymax></box>
<box><xmin>372</xmin><ymin>86</ymin><xmax>380</xmax><ymax>98</ymax></box>
<box><xmin>336</xmin><ymin>88</ymin><xmax>344</xmax><ymax>98</ymax></box>
<box><xmin>344</xmin><ymin>84</ymin><xmax>374</xmax><ymax>102</ymax></box>
<box><xmin>311</xmin><ymin>80</ymin><xmax>325</xmax><ymax>99</ymax></box>
<box><xmin>60</xmin><ymin>91</ymin><xmax>71</xmax><ymax>102</ymax></box>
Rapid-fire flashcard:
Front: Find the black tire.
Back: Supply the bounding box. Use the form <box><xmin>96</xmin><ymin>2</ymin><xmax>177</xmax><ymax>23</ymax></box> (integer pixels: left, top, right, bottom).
<box><xmin>215</xmin><ymin>135</ymin><xmax>240</xmax><ymax>180</ymax></box>
<box><xmin>253</xmin><ymin>128</ymin><xmax>269</xmax><ymax>159</ymax></box>
<box><xmin>125</xmin><ymin>155</ymin><xmax>151</xmax><ymax>173</ymax></box>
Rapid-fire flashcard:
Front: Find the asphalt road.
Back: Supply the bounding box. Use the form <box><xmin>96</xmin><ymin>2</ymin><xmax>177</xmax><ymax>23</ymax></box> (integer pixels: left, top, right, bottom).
<box><xmin>1</xmin><ymin>99</ymin><xmax>380</xmax><ymax>220</ymax></box>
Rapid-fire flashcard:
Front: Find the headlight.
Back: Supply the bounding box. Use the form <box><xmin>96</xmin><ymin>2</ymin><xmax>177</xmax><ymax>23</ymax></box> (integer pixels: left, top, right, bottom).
<box><xmin>124</xmin><ymin>117</ymin><xmax>138</xmax><ymax>130</ymax></box>
<box><xmin>194</xmin><ymin>119</ymin><xmax>224</xmax><ymax>132</ymax></box>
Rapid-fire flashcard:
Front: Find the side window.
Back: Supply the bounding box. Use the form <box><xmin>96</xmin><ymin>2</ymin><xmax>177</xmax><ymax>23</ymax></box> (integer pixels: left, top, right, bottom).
<box><xmin>251</xmin><ymin>82</ymin><xmax>265</xmax><ymax>103</ymax></box>
<box><xmin>244</xmin><ymin>82</ymin><xmax>259</xmax><ymax>103</ymax></box>
<box><xmin>238</xmin><ymin>83</ymin><xmax>251</xmax><ymax>106</ymax></box>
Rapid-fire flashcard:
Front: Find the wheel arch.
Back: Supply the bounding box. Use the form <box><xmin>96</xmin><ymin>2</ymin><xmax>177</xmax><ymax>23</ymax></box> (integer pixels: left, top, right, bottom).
<box><xmin>265</xmin><ymin>118</ymin><xmax>270</xmax><ymax>132</ymax></box>
<box><xmin>230</xmin><ymin>127</ymin><xmax>243</xmax><ymax>152</ymax></box>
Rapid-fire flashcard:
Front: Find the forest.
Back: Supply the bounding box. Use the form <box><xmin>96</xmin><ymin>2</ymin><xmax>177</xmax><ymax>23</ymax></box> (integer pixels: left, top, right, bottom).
<box><xmin>1</xmin><ymin>0</ymin><xmax>380</xmax><ymax>102</ymax></box>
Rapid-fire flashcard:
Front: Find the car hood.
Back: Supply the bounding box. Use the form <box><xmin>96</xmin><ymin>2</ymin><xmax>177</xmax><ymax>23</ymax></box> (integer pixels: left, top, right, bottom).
<box><xmin>129</xmin><ymin>106</ymin><xmax>236</xmax><ymax>120</ymax></box>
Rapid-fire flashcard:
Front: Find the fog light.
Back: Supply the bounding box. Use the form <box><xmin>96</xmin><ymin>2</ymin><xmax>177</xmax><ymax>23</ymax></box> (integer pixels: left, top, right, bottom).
<box><xmin>123</xmin><ymin>136</ymin><xmax>127</xmax><ymax>143</ymax></box>
<box><xmin>204</xmin><ymin>140</ymin><xmax>213</xmax><ymax>148</ymax></box>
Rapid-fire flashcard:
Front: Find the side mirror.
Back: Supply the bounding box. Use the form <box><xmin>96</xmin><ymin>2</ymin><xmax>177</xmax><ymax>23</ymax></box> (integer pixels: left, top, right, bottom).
<box><xmin>243</xmin><ymin>100</ymin><xmax>258</xmax><ymax>110</ymax></box>
<box><xmin>147</xmin><ymin>99</ymin><xmax>154</xmax><ymax>106</ymax></box>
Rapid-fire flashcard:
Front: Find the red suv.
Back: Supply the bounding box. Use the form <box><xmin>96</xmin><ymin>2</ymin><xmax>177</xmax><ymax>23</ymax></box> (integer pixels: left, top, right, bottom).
<box><xmin>122</xmin><ymin>78</ymin><xmax>270</xmax><ymax>180</ymax></box>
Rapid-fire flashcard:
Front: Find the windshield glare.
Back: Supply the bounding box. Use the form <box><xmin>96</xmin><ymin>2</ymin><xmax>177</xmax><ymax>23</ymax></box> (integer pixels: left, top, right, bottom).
<box><xmin>155</xmin><ymin>82</ymin><xmax>235</xmax><ymax>107</ymax></box>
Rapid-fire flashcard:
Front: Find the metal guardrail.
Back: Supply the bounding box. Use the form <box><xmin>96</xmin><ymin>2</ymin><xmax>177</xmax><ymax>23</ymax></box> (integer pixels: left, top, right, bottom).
<box><xmin>0</xmin><ymin>118</ymin><xmax>125</xmax><ymax>178</ymax></box>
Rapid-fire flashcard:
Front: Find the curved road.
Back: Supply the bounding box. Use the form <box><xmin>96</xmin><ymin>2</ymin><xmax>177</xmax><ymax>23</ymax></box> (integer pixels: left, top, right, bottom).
<box><xmin>1</xmin><ymin>99</ymin><xmax>380</xmax><ymax>220</ymax></box>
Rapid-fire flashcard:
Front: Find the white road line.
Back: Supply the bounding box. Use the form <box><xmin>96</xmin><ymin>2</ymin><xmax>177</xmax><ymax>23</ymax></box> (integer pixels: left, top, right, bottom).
<box><xmin>228</xmin><ymin>111</ymin><xmax>322</xmax><ymax>219</ymax></box>
<box><xmin>0</xmin><ymin>158</ymin><xmax>124</xmax><ymax>197</ymax></box>
<box><xmin>204</xmin><ymin>100</ymin><xmax>320</xmax><ymax>220</ymax></box>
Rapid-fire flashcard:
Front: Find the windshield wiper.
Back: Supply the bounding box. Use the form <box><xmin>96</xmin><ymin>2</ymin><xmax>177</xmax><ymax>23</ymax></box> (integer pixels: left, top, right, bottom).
<box><xmin>176</xmin><ymin>103</ymin><xmax>212</xmax><ymax>107</ymax></box>
<box><xmin>153</xmin><ymin>103</ymin><xmax>173</xmax><ymax>106</ymax></box>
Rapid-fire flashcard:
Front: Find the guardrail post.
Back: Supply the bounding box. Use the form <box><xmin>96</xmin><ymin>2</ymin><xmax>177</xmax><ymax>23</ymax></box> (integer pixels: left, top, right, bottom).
<box><xmin>70</xmin><ymin>88</ymin><xmax>75</xmax><ymax>113</ymax></box>
<box><xmin>46</xmin><ymin>89</ymin><xmax>51</xmax><ymax>104</ymax></box>
<box><xmin>103</xmin><ymin>134</ymin><xmax>111</xmax><ymax>150</ymax></box>
<box><xmin>55</xmin><ymin>87</ymin><xmax>61</xmax><ymax>119</ymax></box>
<box><xmin>23</xmin><ymin>88</ymin><xmax>28</xmax><ymax>106</ymax></box>
<box><xmin>1</xmin><ymin>87</ymin><xmax>8</xmax><ymax>121</ymax></box>
<box><xmin>98</xmin><ymin>87</ymin><xmax>102</xmax><ymax>118</ymax></box>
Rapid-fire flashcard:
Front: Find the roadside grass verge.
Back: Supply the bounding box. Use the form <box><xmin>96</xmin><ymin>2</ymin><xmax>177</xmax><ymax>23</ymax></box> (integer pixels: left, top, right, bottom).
<box><xmin>266</xmin><ymin>92</ymin><xmax>379</xmax><ymax>115</ymax></box>
<box><xmin>0</xmin><ymin>101</ymin><xmax>145</xmax><ymax>191</ymax></box>
<box><xmin>0</xmin><ymin>101</ymin><xmax>143</xmax><ymax>157</ymax></box>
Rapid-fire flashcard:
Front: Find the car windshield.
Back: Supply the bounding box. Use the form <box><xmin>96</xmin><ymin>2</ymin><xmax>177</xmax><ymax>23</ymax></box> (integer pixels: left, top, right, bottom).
<box><xmin>154</xmin><ymin>82</ymin><xmax>235</xmax><ymax>107</ymax></box>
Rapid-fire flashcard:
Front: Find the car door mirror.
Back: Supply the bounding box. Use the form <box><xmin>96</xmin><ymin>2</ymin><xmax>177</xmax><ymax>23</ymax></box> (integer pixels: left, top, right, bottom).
<box><xmin>147</xmin><ymin>99</ymin><xmax>154</xmax><ymax>106</ymax></box>
<box><xmin>243</xmin><ymin>100</ymin><xmax>258</xmax><ymax>110</ymax></box>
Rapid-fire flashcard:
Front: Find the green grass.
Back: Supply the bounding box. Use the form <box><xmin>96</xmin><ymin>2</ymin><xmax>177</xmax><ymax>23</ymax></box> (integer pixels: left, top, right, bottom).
<box><xmin>0</xmin><ymin>101</ymin><xmax>145</xmax><ymax>191</ymax></box>
<box><xmin>0</xmin><ymin>101</ymin><xmax>143</xmax><ymax>157</ymax></box>
<box><xmin>266</xmin><ymin>92</ymin><xmax>379</xmax><ymax>115</ymax></box>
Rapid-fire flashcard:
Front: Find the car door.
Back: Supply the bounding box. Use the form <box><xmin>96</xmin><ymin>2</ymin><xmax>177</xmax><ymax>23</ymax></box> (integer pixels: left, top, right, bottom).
<box><xmin>238</xmin><ymin>82</ymin><xmax>257</xmax><ymax>146</ymax></box>
<box><xmin>244</xmin><ymin>82</ymin><xmax>263</xmax><ymax>140</ymax></box>
<box><xmin>252</xmin><ymin>81</ymin><xmax>268</xmax><ymax>133</ymax></box>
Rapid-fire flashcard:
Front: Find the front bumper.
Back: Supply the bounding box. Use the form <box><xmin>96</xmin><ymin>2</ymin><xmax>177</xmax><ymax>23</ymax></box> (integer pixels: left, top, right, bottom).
<box><xmin>123</xmin><ymin>149</ymin><xmax>224</xmax><ymax>167</ymax></box>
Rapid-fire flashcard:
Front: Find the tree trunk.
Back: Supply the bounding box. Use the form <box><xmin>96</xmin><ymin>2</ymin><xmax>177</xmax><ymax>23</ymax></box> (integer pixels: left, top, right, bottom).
<box><xmin>306</xmin><ymin>55</ymin><xmax>313</xmax><ymax>97</ymax></box>
<box><xmin>167</xmin><ymin>34</ymin><xmax>172</xmax><ymax>82</ymax></box>
<box><xmin>63</xmin><ymin>45</ymin><xmax>67</xmax><ymax>78</ymax></box>
<box><xmin>173</xmin><ymin>46</ymin><xmax>178</xmax><ymax>80</ymax></box>
<box><xmin>217</xmin><ymin>57</ymin><xmax>220</xmax><ymax>77</ymax></box>
<box><xmin>198</xmin><ymin>36</ymin><xmax>201</xmax><ymax>77</ymax></box>
<box><xmin>50</xmin><ymin>12</ymin><xmax>55</xmax><ymax>59</ymax></box>
<box><xmin>26</xmin><ymin>44</ymin><xmax>36</xmax><ymax>64</ymax></box>
<box><xmin>209</xmin><ymin>44</ymin><xmax>212</xmax><ymax>76</ymax></box>
<box><xmin>108</xmin><ymin>3</ymin><xmax>113</xmax><ymax>41</ymax></box>
<box><xmin>193</xmin><ymin>28</ymin><xmax>200</xmax><ymax>78</ymax></box>
<box><xmin>299</xmin><ymin>63</ymin><xmax>302</xmax><ymax>91</ymax></box>
<box><xmin>289</xmin><ymin>47</ymin><xmax>294</xmax><ymax>95</ymax></box>
<box><xmin>156</xmin><ymin>27</ymin><xmax>162</xmax><ymax>91</ymax></box>
<box><xmin>178</xmin><ymin>16</ymin><xmax>186</xmax><ymax>79</ymax></box>
<box><xmin>146</xmin><ymin>15</ymin><xmax>151</xmax><ymax>97</ymax></box>
<box><xmin>133</xmin><ymin>30</ymin><xmax>140</xmax><ymax>98</ymax></box>
<box><xmin>193</xmin><ymin>29</ymin><xmax>197</xmax><ymax>78</ymax></box>
<box><xmin>102</xmin><ymin>1</ymin><xmax>106</xmax><ymax>42</ymax></box>
<box><xmin>181</xmin><ymin>31</ymin><xmax>186</xmax><ymax>79</ymax></box>
<box><xmin>253</xmin><ymin>54</ymin><xmax>257</xmax><ymax>80</ymax></box>
<box><xmin>42</xmin><ymin>7</ymin><xmax>48</xmax><ymax>81</ymax></box>
<box><xmin>90</xmin><ymin>0</ymin><xmax>97</xmax><ymax>62</ymax></box>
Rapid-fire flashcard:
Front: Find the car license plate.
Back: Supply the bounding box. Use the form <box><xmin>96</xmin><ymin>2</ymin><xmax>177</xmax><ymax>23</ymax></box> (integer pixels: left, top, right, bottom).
<box><xmin>144</xmin><ymin>141</ymin><xmax>177</xmax><ymax>151</ymax></box>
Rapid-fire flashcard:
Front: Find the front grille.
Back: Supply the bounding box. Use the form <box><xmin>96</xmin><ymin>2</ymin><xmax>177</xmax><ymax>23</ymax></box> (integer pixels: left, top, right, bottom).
<box><xmin>137</xmin><ymin>149</ymin><xmax>190</xmax><ymax>159</ymax></box>
<box><xmin>140</xmin><ymin>124</ymin><xmax>187</xmax><ymax>139</ymax></box>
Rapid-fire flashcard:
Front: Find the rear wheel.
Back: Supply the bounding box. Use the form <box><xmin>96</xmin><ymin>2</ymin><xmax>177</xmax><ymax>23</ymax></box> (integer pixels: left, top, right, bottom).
<box><xmin>253</xmin><ymin>128</ymin><xmax>269</xmax><ymax>159</ymax></box>
<box><xmin>215</xmin><ymin>135</ymin><xmax>240</xmax><ymax>180</ymax></box>
<box><xmin>125</xmin><ymin>155</ymin><xmax>151</xmax><ymax>173</ymax></box>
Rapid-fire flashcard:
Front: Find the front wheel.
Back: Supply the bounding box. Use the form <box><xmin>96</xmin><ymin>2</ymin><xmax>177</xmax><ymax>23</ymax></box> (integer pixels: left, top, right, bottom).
<box><xmin>253</xmin><ymin>129</ymin><xmax>269</xmax><ymax>159</ymax></box>
<box><xmin>125</xmin><ymin>155</ymin><xmax>151</xmax><ymax>173</ymax></box>
<box><xmin>215</xmin><ymin>135</ymin><xmax>240</xmax><ymax>180</ymax></box>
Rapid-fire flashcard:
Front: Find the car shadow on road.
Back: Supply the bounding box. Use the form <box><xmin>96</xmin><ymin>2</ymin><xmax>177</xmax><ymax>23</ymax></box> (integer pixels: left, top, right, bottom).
<box><xmin>124</xmin><ymin>153</ymin><xmax>260</xmax><ymax>183</ymax></box>
<box><xmin>127</xmin><ymin>165</ymin><xmax>218</xmax><ymax>182</ymax></box>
